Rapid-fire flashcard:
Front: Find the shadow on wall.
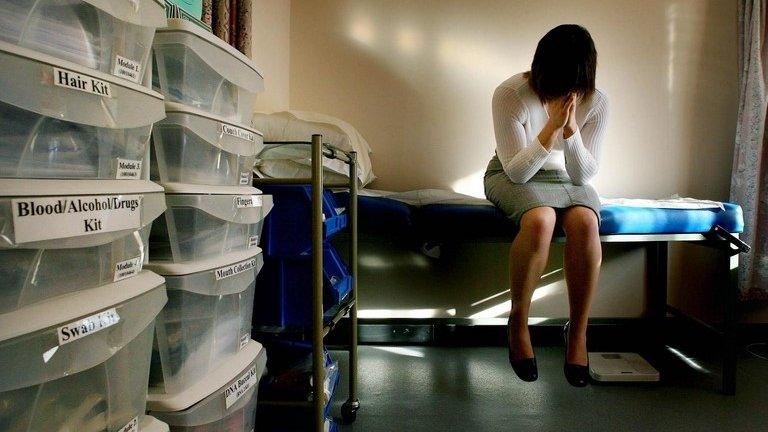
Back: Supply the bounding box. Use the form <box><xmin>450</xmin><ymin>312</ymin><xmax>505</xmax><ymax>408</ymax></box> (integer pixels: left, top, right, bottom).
<box><xmin>335</xmin><ymin>236</ymin><xmax>645</xmax><ymax>320</ymax></box>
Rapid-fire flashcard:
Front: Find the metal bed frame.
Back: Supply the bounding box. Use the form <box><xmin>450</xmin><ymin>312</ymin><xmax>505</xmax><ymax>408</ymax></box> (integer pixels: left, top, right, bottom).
<box><xmin>581</xmin><ymin>230</ymin><xmax>749</xmax><ymax>395</ymax></box>
<box><xmin>253</xmin><ymin>135</ymin><xmax>360</xmax><ymax>431</ymax></box>
<box><xmin>355</xmin><ymin>229</ymin><xmax>749</xmax><ymax>394</ymax></box>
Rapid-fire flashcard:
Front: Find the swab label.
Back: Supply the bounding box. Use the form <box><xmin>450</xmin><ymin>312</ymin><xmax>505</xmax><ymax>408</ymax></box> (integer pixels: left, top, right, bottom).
<box><xmin>112</xmin><ymin>55</ymin><xmax>142</xmax><ymax>83</ymax></box>
<box><xmin>115</xmin><ymin>159</ymin><xmax>143</xmax><ymax>179</ymax></box>
<box><xmin>248</xmin><ymin>235</ymin><xmax>259</xmax><ymax>248</ymax></box>
<box><xmin>224</xmin><ymin>365</ymin><xmax>259</xmax><ymax>408</ymax></box>
<box><xmin>57</xmin><ymin>308</ymin><xmax>120</xmax><ymax>345</ymax></box>
<box><xmin>117</xmin><ymin>417</ymin><xmax>139</xmax><ymax>432</ymax></box>
<box><xmin>240</xmin><ymin>334</ymin><xmax>249</xmax><ymax>350</ymax></box>
<box><xmin>11</xmin><ymin>195</ymin><xmax>142</xmax><ymax>244</ymax></box>
<box><xmin>214</xmin><ymin>258</ymin><xmax>257</xmax><ymax>280</ymax></box>
<box><xmin>222</xmin><ymin>123</ymin><xmax>256</xmax><ymax>142</ymax></box>
<box><xmin>114</xmin><ymin>256</ymin><xmax>143</xmax><ymax>282</ymax></box>
<box><xmin>234</xmin><ymin>195</ymin><xmax>262</xmax><ymax>208</ymax></box>
<box><xmin>53</xmin><ymin>67</ymin><xmax>112</xmax><ymax>98</ymax></box>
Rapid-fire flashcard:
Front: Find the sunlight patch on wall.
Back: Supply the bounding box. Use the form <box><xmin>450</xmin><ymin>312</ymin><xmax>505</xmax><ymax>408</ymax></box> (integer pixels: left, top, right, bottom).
<box><xmin>358</xmin><ymin>308</ymin><xmax>455</xmax><ymax>319</ymax></box>
<box><xmin>468</xmin><ymin>282</ymin><xmax>562</xmax><ymax>319</ymax></box>
<box><xmin>451</xmin><ymin>169</ymin><xmax>486</xmax><ymax>199</ymax></box>
<box><xmin>350</xmin><ymin>16</ymin><xmax>376</xmax><ymax>46</ymax></box>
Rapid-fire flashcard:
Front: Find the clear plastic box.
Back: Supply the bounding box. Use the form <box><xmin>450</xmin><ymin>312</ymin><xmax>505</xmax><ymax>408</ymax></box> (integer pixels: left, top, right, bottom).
<box><xmin>149</xmin><ymin>186</ymin><xmax>273</xmax><ymax>262</ymax></box>
<box><xmin>144</xmin><ymin>415</ymin><xmax>171</xmax><ymax>432</ymax></box>
<box><xmin>148</xmin><ymin>250</ymin><xmax>263</xmax><ymax>395</ymax></box>
<box><xmin>0</xmin><ymin>179</ymin><xmax>166</xmax><ymax>249</ymax></box>
<box><xmin>151</xmin><ymin>102</ymin><xmax>263</xmax><ymax>187</ymax></box>
<box><xmin>149</xmin><ymin>340</ymin><xmax>266</xmax><ymax>432</ymax></box>
<box><xmin>153</xmin><ymin>19</ymin><xmax>264</xmax><ymax>124</ymax></box>
<box><xmin>0</xmin><ymin>271</ymin><xmax>167</xmax><ymax>432</ymax></box>
<box><xmin>0</xmin><ymin>225</ymin><xmax>152</xmax><ymax>315</ymax></box>
<box><xmin>0</xmin><ymin>0</ymin><xmax>166</xmax><ymax>85</ymax></box>
<box><xmin>0</xmin><ymin>42</ymin><xmax>166</xmax><ymax>130</ymax></box>
<box><xmin>0</xmin><ymin>43</ymin><xmax>165</xmax><ymax>179</ymax></box>
<box><xmin>0</xmin><ymin>99</ymin><xmax>151</xmax><ymax>180</ymax></box>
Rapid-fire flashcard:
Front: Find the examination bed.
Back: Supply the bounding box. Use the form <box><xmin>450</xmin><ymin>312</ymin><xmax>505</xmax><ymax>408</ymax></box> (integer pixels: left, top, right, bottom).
<box><xmin>332</xmin><ymin>190</ymin><xmax>749</xmax><ymax>394</ymax></box>
<box><xmin>249</xmin><ymin>115</ymin><xmax>750</xmax><ymax>394</ymax></box>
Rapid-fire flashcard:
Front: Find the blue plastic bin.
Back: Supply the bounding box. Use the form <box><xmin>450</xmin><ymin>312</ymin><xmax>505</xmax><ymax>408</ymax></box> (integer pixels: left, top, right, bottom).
<box><xmin>253</xmin><ymin>243</ymin><xmax>352</xmax><ymax>328</ymax></box>
<box><xmin>257</xmin><ymin>342</ymin><xmax>341</xmax><ymax>431</ymax></box>
<box><xmin>259</xmin><ymin>185</ymin><xmax>348</xmax><ymax>257</ymax></box>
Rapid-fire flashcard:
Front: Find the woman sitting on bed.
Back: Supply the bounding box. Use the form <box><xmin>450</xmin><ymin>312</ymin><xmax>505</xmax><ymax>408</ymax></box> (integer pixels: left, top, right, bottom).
<box><xmin>484</xmin><ymin>24</ymin><xmax>608</xmax><ymax>387</ymax></box>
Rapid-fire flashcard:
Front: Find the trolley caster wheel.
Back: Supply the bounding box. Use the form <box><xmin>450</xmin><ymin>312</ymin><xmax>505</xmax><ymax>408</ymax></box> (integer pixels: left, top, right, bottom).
<box><xmin>341</xmin><ymin>399</ymin><xmax>360</xmax><ymax>423</ymax></box>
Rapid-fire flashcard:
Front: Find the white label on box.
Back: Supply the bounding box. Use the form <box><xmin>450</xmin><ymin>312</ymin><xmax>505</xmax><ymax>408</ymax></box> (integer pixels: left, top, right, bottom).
<box><xmin>234</xmin><ymin>195</ymin><xmax>262</xmax><ymax>208</ymax></box>
<box><xmin>239</xmin><ymin>172</ymin><xmax>251</xmax><ymax>185</ymax></box>
<box><xmin>115</xmin><ymin>159</ymin><xmax>143</xmax><ymax>179</ymax></box>
<box><xmin>248</xmin><ymin>235</ymin><xmax>259</xmax><ymax>248</ymax></box>
<box><xmin>57</xmin><ymin>308</ymin><xmax>120</xmax><ymax>345</ymax></box>
<box><xmin>214</xmin><ymin>258</ymin><xmax>257</xmax><ymax>281</ymax></box>
<box><xmin>224</xmin><ymin>364</ymin><xmax>259</xmax><ymax>409</ymax></box>
<box><xmin>114</xmin><ymin>256</ymin><xmax>143</xmax><ymax>282</ymax></box>
<box><xmin>112</xmin><ymin>55</ymin><xmax>142</xmax><ymax>83</ymax></box>
<box><xmin>222</xmin><ymin>123</ymin><xmax>256</xmax><ymax>142</ymax></box>
<box><xmin>239</xmin><ymin>333</ymin><xmax>249</xmax><ymax>350</ymax></box>
<box><xmin>11</xmin><ymin>195</ymin><xmax>142</xmax><ymax>244</ymax></box>
<box><xmin>118</xmin><ymin>416</ymin><xmax>139</xmax><ymax>432</ymax></box>
<box><xmin>53</xmin><ymin>67</ymin><xmax>113</xmax><ymax>98</ymax></box>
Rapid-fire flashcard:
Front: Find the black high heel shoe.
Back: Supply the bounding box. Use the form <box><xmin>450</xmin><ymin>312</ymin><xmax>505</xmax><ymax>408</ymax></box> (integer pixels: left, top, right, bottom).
<box><xmin>507</xmin><ymin>317</ymin><xmax>538</xmax><ymax>382</ymax></box>
<box><xmin>563</xmin><ymin>321</ymin><xmax>590</xmax><ymax>387</ymax></box>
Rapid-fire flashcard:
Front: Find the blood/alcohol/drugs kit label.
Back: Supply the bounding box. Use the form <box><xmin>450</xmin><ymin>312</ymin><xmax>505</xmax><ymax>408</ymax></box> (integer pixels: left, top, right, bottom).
<box><xmin>11</xmin><ymin>195</ymin><xmax>142</xmax><ymax>244</ymax></box>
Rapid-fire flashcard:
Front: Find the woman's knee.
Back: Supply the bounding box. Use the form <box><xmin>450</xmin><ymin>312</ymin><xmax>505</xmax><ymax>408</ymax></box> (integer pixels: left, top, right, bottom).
<box><xmin>563</xmin><ymin>206</ymin><xmax>599</xmax><ymax>238</ymax></box>
<box><xmin>519</xmin><ymin>207</ymin><xmax>557</xmax><ymax>239</ymax></box>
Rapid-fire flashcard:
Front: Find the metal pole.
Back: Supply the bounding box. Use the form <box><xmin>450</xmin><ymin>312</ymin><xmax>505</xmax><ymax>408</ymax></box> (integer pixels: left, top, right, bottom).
<box><xmin>343</xmin><ymin>152</ymin><xmax>361</xmax><ymax>421</ymax></box>
<box><xmin>646</xmin><ymin>242</ymin><xmax>668</xmax><ymax>355</ymax></box>
<box><xmin>311</xmin><ymin>134</ymin><xmax>326</xmax><ymax>431</ymax></box>
<box><xmin>721</xmin><ymin>243</ymin><xmax>739</xmax><ymax>395</ymax></box>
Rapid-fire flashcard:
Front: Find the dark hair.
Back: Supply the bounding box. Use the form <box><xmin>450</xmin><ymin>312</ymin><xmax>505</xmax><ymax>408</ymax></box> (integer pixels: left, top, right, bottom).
<box><xmin>526</xmin><ymin>24</ymin><xmax>597</xmax><ymax>103</ymax></box>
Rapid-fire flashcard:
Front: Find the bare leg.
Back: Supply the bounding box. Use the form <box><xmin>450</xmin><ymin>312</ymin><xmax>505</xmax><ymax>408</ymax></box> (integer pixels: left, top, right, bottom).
<box><xmin>508</xmin><ymin>207</ymin><xmax>557</xmax><ymax>360</ymax></box>
<box><xmin>562</xmin><ymin>206</ymin><xmax>602</xmax><ymax>365</ymax></box>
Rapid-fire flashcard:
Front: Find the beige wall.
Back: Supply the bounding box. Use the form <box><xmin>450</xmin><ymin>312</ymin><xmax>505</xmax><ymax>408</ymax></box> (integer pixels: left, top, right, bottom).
<box><xmin>290</xmin><ymin>0</ymin><xmax>737</xmax><ymax>198</ymax></box>
<box><xmin>250</xmin><ymin>0</ymin><xmax>291</xmax><ymax>112</ymax></box>
<box><xmin>288</xmin><ymin>1</ymin><xmax>746</xmax><ymax>321</ymax></box>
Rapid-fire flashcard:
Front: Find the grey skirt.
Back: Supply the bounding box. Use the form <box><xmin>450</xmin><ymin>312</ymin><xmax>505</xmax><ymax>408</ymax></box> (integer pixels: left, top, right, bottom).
<box><xmin>484</xmin><ymin>155</ymin><xmax>601</xmax><ymax>226</ymax></box>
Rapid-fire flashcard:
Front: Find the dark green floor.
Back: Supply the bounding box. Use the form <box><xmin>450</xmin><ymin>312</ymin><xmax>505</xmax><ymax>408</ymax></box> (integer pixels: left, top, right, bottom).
<box><xmin>329</xmin><ymin>346</ymin><xmax>768</xmax><ymax>431</ymax></box>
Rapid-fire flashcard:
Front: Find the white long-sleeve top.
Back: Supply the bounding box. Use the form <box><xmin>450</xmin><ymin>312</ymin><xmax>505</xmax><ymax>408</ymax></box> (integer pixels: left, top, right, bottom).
<box><xmin>492</xmin><ymin>73</ymin><xmax>609</xmax><ymax>185</ymax></box>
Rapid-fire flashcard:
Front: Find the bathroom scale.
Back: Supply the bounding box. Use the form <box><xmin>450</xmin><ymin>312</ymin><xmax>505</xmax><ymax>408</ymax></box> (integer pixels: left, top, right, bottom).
<box><xmin>588</xmin><ymin>352</ymin><xmax>660</xmax><ymax>382</ymax></box>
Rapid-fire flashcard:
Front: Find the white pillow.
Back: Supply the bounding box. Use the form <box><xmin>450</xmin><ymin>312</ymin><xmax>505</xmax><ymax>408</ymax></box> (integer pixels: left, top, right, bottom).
<box><xmin>251</xmin><ymin>111</ymin><xmax>376</xmax><ymax>185</ymax></box>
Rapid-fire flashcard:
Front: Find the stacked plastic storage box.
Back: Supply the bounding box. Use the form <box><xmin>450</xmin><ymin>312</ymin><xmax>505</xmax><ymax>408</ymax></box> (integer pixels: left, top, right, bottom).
<box><xmin>146</xmin><ymin>18</ymin><xmax>271</xmax><ymax>432</ymax></box>
<box><xmin>0</xmin><ymin>1</ymin><xmax>170</xmax><ymax>431</ymax></box>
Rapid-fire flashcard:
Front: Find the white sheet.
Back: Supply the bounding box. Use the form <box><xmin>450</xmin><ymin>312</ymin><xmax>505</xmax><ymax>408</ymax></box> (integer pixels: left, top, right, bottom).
<box><xmin>251</xmin><ymin>111</ymin><xmax>376</xmax><ymax>185</ymax></box>
<box><xmin>600</xmin><ymin>196</ymin><xmax>724</xmax><ymax>210</ymax></box>
<box><xmin>356</xmin><ymin>188</ymin><xmax>725</xmax><ymax>210</ymax></box>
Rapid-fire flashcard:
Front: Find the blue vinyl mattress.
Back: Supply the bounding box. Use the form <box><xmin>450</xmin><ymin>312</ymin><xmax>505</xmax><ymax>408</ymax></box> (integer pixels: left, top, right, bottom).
<box><xmin>335</xmin><ymin>192</ymin><xmax>744</xmax><ymax>239</ymax></box>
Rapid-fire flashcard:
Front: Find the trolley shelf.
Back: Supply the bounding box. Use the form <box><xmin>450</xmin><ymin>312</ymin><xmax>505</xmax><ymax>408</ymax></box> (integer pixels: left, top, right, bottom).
<box><xmin>252</xmin><ymin>297</ymin><xmax>356</xmax><ymax>338</ymax></box>
<box><xmin>253</xmin><ymin>136</ymin><xmax>360</xmax><ymax>429</ymax></box>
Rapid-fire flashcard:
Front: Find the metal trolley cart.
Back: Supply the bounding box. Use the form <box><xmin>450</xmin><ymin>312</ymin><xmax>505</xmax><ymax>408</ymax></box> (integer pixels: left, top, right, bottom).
<box><xmin>253</xmin><ymin>135</ymin><xmax>360</xmax><ymax>430</ymax></box>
